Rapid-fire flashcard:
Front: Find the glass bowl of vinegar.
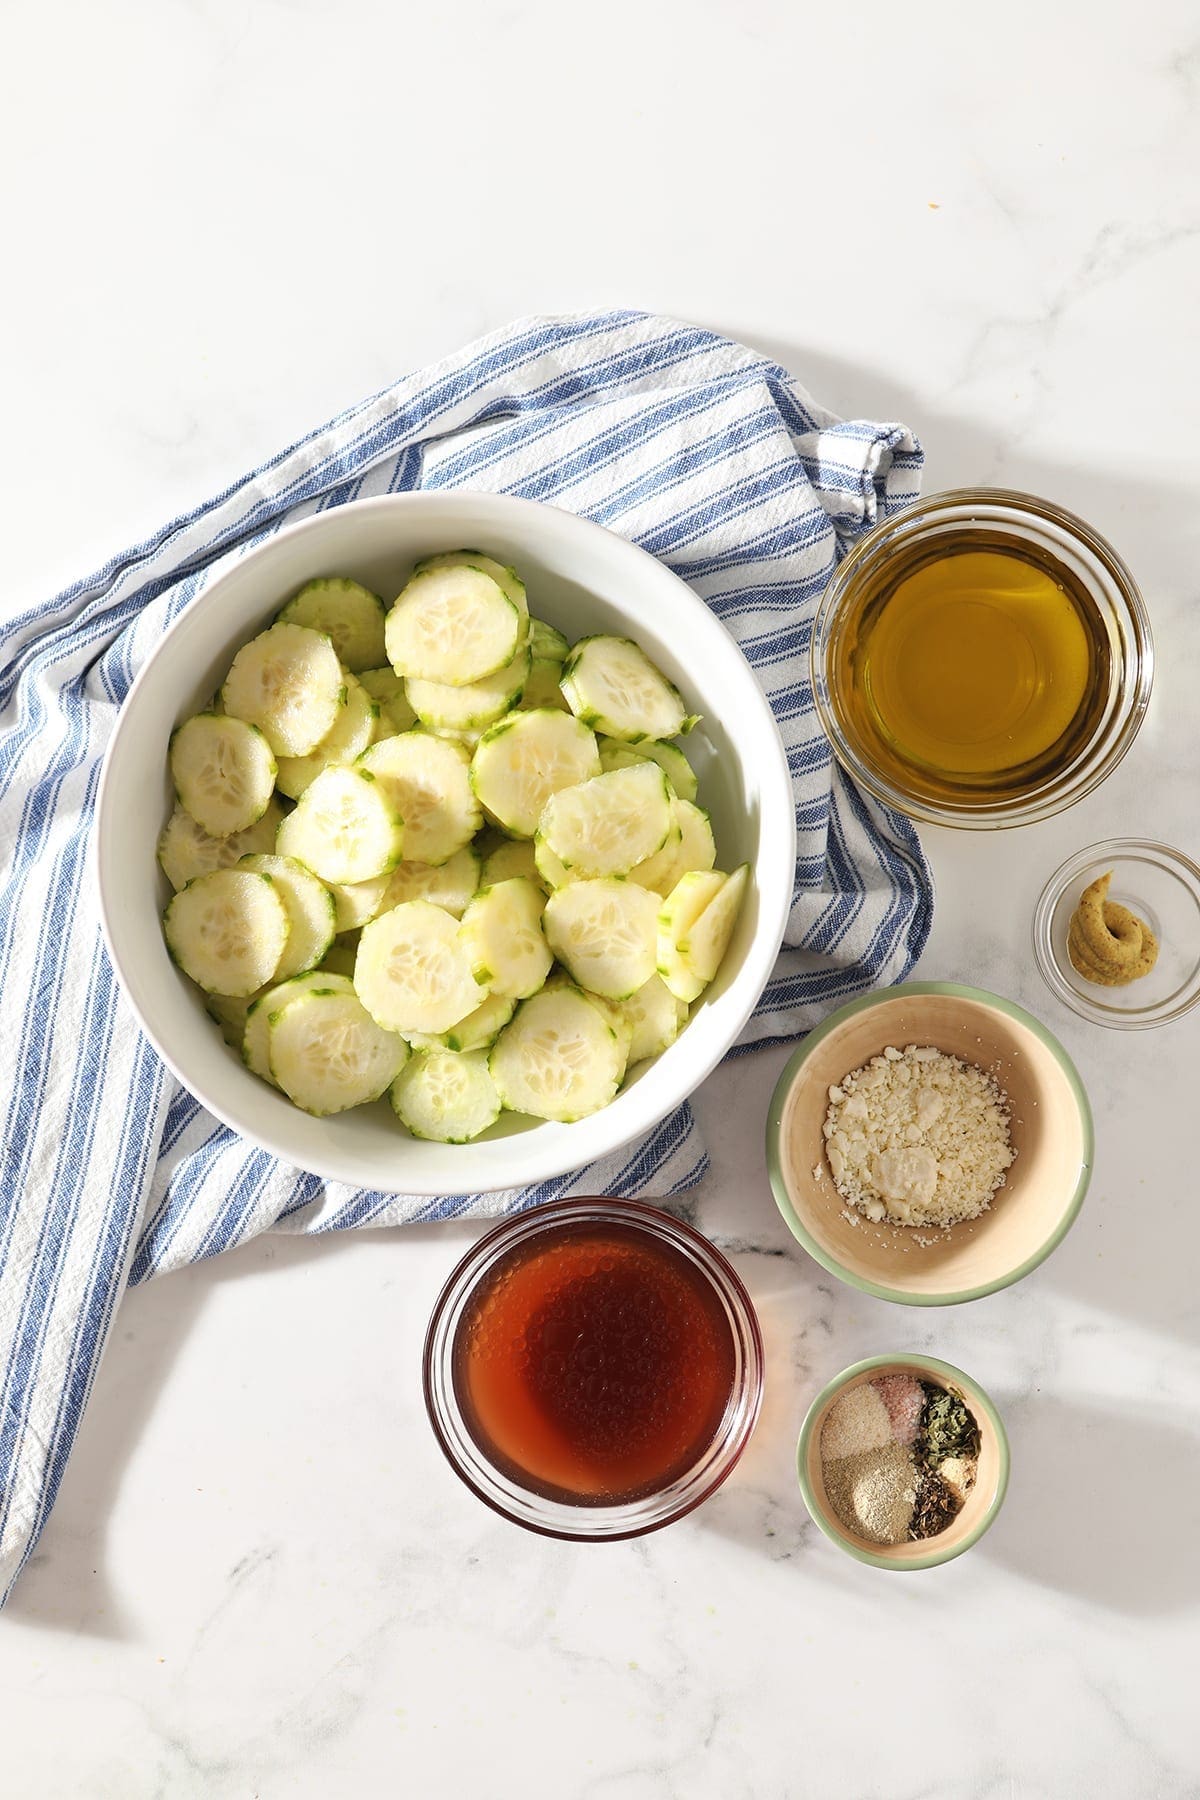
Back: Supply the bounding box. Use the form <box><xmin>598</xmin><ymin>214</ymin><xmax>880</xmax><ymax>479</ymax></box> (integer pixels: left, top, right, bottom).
<box><xmin>423</xmin><ymin>1197</ymin><xmax>764</xmax><ymax>1540</ymax></box>
<box><xmin>811</xmin><ymin>489</ymin><xmax>1153</xmax><ymax>828</ymax></box>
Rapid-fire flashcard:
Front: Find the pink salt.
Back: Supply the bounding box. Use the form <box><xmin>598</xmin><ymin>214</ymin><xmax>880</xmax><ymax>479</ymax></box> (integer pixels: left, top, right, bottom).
<box><xmin>873</xmin><ymin>1373</ymin><xmax>925</xmax><ymax>1446</ymax></box>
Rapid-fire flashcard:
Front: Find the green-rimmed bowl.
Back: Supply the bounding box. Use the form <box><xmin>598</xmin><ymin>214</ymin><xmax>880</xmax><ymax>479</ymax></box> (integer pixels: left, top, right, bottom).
<box><xmin>766</xmin><ymin>981</ymin><xmax>1092</xmax><ymax>1305</ymax></box>
<box><xmin>798</xmin><ymin>1354</ymin><xmax>1010</xmax><ymax>1570</ymax></box>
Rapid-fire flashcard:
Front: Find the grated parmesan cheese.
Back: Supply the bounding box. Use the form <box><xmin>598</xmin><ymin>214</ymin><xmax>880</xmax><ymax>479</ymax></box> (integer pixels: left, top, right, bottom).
<box><xmin>821</xmin><ymin>1044</ymin><xmax>1014</xmax><ymax>1228</ymax></box>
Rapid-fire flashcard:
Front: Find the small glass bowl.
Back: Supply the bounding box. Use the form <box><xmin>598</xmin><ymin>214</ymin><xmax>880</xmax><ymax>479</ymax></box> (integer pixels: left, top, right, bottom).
<box><xmin>811</xmin><ymin>488</ymin><xmax>1153</xmax><ymax>829</ymax></box>
<box><xmin>1033</xmin><ymin>839</ymin><xmax>1200</xmax><ymax>1028</ymax></box>
<box><xmin>422</xmin><ymin>1196</ymin><xmax>764</xmax><ymax>1541</ymax></box>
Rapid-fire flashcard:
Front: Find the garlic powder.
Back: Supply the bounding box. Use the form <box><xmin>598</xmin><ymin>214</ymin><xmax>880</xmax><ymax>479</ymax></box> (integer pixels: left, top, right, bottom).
<box><xmin>821</xmin><ymin>1044</ymin><xmax>1014</xmax><ymax>1228</ymax></box>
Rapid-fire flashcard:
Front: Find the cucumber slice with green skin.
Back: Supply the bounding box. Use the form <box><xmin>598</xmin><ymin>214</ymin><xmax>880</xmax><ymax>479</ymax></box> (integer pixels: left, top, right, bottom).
<box><xmin>657</xmin><ymin>866</ymin><xmax>747</xmax><ymax>1003</ymax></box>
<box><xmin>169</xmin><ymin>713</ymin><xmax>277</xmax><ymax>839</ymax></box>
<box><xmin>274</xmin><ymin>674</ymin><xmax>378</xmax><ymax>799</ymax></box>
<box><xmin>533</xmin><ymin>835</ymin><xmax>577</xmax><ymax>891</ymax></box>
<box><xmin>158</xmin><ymin>798</ymin><xmax>285</xmax><ymax>893</ymax></box>
<box><xmin>164</xmin><ymin>868</ymin><xmax>291</xmax><ymax>997</ymax></box>
<box><xmin>268</xmin><ymin>987</ymin><xmax>408</xmax><ymax>1115</ymax></box>
<box><xmin>515</xmin><ymin>658</ymin><xmax>572</xmax><ymax>713</ymax></box>
<box><xmin>597</xmin><ymin>735</ymin><xmax>698</xmax><ymax>804</ymax></box>
<box><xmin>277</xmin><ymin>578</ymin><xmax>387</xmax><ymax>672</ymax></box>
<box><xmin>221</xmin><ymin>622</ymin><xmax>344</xmax><ymax>757</ymax></box>
<box><xmin>470</xmin><ymin>708</ymin><xmax>601</xmax><ymax>839</ymax></box>
<box><xmin>537</xmin><ymin>761</ymin><xmax>672</xmax><ymax>879</ymax></box>
<box><xmin>359</xmin><ymin>731</ymin><xmax>480</xmax><ymax>866</ymax></box>
<box><xmin>358</xmin><ymin>667</ymin><xmax>418</xmax><ymax>737</ymax></box>
<box><xmin>237</xmin><ymin>853</ymin><xmax>336</xmax><ymax>979</ymax></box>
<box><xmin>627</xmin><ymin>798</ymin><xmax>716</xmax><ymax>895</ymax></box>
<box><xmin>414</xmin><ymin>551</ymin><xmax>529</xmax><ymax>623</ymax></box>
<box><xmin>354</xmin><ymin>900</ymin><xmax>485</xmax><ymax>1036</ymax></box>
<box><xmin>489</xmin><ymin>985</ymin><xmax>624</xmax><ymax>1123</ymax></box>
<box><xmin>324</xmin><ymin>873</ymin><xmax>391</xmax><ymax>932</ymax></box>
<box><xmin>385</xmin><ymin>565</ymin><xmax>521</xmax><ymax>686</ymax></box>
<box><xmin>378</xmin><ymin>845</ymin><xmax>481</xmax><ymax>918</ymax></box>
<box><xmin>206</xmin><ymin>991</ymin><xmax>254</xmax><ymax>1049</ymax></box>
<box><xmin>528</xmin><ymin>617</ymin><xmax>569</xmax><ymax>663</ymax></box>
<box><xmin>406</xmin><ymin>991</ymin><xmax>516</xmax><ymax>1055</ymax></box>
<box><xmin>406</xmin><ymin>642</ymin><xmax>530</xmax><ymax>732</ymax></box>
<box><xmin>481</xmin><ymin>837</ymin><xmax>544</xmax><ymax>891</ymax></box>
<box><xmin>559</xmin><ymin>635</ymin><xmax>697</xmax><ymax>743</ymax></box>
<box><xmin>616</xmin><ymin>974</ymin><xmax>688</xmax><ymax>1066</ymax></box>
<box><xmin>316</xmin><ymin>934</ymin><xmax>360</xmax><ymax>978</ymax></box>
<box><xmin>390</xmin><ymin>1048</ymin><xmax>501</xmax><ymax>1143</ymax></box>
<box><xmin>458</xmin><ymin>878</ymin><xmax>552</xmax><ymax>1000</ymax></box>
<box><xmin>276</xmin><ymin>765</ymin><xmax>404</xmax><ymax>884</ymax></box>
<box><xmin>243</xmin><ymin>970</ymin><xmax>355</xmax><ymax>1081</ymax></box>
<box><xmin>542</xmin><ymin>877</ymin><xmax>659</xmax><ymax>1000</ymax></box>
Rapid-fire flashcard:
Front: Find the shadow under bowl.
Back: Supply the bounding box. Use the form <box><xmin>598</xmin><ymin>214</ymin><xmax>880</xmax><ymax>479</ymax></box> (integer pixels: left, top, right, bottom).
<box><xmin>765</xmin><ymin>981</ymin><xmax>1093</xmax><ymax>1305</ymax></box>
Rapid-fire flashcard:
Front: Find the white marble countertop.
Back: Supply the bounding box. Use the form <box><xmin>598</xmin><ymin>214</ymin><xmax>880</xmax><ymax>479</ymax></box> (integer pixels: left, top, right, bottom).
<box><xmin>4</xmin><ymin>3</ymin><xmax>1199</xmax><ymax>1795</ymax></box>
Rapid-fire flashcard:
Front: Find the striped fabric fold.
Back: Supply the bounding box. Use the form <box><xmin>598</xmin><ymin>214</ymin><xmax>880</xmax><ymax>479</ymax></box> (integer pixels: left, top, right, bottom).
<box><xmin>0</xmin><ymin>310</ymin><xmax>931</xmax><ymax>1600</ymax></box>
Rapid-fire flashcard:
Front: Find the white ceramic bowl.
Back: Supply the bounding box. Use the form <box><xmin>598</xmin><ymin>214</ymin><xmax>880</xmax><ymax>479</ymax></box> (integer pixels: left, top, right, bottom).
<box><xmin>96</xmin><ymin>493</ymin><xmax>796</xmax><ymax>1195</ymax></box>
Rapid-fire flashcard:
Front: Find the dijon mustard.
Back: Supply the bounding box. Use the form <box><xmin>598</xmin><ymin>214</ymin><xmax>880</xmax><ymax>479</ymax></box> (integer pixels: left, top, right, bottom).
<box><xmin>1067</xmin><ymin>870</ymin><xmax>1158</xmax><ymax>986</ymax></box>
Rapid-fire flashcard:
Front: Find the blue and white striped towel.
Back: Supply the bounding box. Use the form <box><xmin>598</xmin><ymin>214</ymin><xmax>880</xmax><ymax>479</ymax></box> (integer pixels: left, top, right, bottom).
<box><xmin>0</xmin><ymin>310</ymin><xmax>932</xmax><ymax>1599</ymax></box>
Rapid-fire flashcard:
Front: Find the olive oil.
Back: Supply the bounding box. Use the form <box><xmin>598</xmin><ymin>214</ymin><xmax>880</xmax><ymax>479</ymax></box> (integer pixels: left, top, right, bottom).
<box><xmin>830</xmin><ymin>529</ymin><xmax>1111</xmax><ymax>806</ymax></box>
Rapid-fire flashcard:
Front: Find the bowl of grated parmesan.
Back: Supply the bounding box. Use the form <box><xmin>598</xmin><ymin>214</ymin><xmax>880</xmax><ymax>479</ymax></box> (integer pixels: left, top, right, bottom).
<box><xmin>765</xmin><ymin>981</ymin><xmax>1093</xmax><ymax>1305</ymax></box>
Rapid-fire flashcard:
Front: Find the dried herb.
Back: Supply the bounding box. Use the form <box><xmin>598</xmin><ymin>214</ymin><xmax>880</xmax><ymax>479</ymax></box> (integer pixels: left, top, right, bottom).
<box><xmin>917</xmin><ymin>1384</ymin><xmax>980</xmax><ymax>1469</ymax></box>
<box><xmin>909</xmin><ymin>1471</ymin><xmax>959</xmax><ymax>1540</ymax></box>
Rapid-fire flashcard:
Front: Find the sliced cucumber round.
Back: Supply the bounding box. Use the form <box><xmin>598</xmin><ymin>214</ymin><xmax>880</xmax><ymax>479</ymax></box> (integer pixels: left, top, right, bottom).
<box><xmin>169</xmin><ymin>713</ymin><xmax>277</xmax><ymax>839</ymax></box>
<box><xmin>470</xmin><ymin>708</ymin><xmax>600</xmax><ymax>839</ymax></box>
<box><xmin>164</xmin><ymin>868</ymin><xmax>290</xmax><ymax>997</ymax></box>
<box><xmin>516</xmin><ymin>657</ymin><xmax>571</xmax><ymax>713</ymax></box>
<box><xmin>489</xmin><ymin>986</ymin><xmax>625</xmax><ymax>1123</ymax></box>
<box><xmin>528</xmin><ymin>617</ymin><xmax>569</xmax><ymax>663</ymax></box>
<box><xmin>481</xmin><ymin>837</ymin><xmax>543</xmax><ymax>891</ymax></box>
<box><xmin>597</xmin><ymin>735</ymin><xmax>698</xmax><ymax>803</ymax></box>
<box><xmin>542</xmin><ymin>877</ymin><xmax>659</xmax><ymax>1000</ymax></box>
<box><xmin>315</xmin><ymin>934</ymin><xmax>360</xmax><ymax>978</ymax></box>
<box><xmin>406</xmin><ymin>642</ymin><xmax>530</xmax><ymax>732</ymax></box>
<box><xmin>358</xmin><ymin>666</ymin><xmax>418</xmax><ymax>736</ymax></box>
<box><xmin>415</xmin><ymin>551</ymin><xmax>529</xmax><ymax>622</ymax></box>
<box><xmin>627</xmin><ymin>797</ymin><xmax>716</xmax><ymax>895</ymax></box>
<box><xmin>324</xmin><ymin>872</ymin><xmax>392</xmax><ymax>933</ymax></box>
<box><xmin>359</xmin><ymin>731</ymin><xmax>480</xmax><ymax>866</ymax></box>
<box><xmin>268</xmin><ymin>987</ymin><xmax>408</xmax><ymax>1115</ymax></box>
<box><xmin>385</xmin><ymin>565</ymin><xmax>521</xmax><ymax>686</ymax></box>
<box><xmin>378</xmin><ymin>845</ymin><xmax>481</xmax><ymax>918</ymax></box>
<box><xmin>616</xmin><ymin>974</ymin><xmax>688</xmax><ymax>1066</ymax></box>
<box><xmin>205</xmin><ymin>991</ymin><xmax>254</xmax><ymax>1050</ymax></box>
<box><xmin>221</xmin><ymin>622</ymin><xmax>344</xmax><ymax>757</ymax></box>
<box><xmin>459</xmin><ymin>878</ymin><xmax>552</xmax><ymax>1000</ymax></box>
<box><xmin>276</xmin><ymin>765</ymin><xmax>404</xmax><ymax>884</ymax></box>
<box><xmin>354</xmin><ymin>899</ymin><xmax>485</xmax><ymax>1036</ymax></box>
<box><xmin>157</xmin><ymin>797</ymin><xmax>284</xmax><ymax>893</ymax></box>
<box><xmin>537</xmin><ymin>761</ymin><xmax>672</xmax><ymax>879</ymax></box>
<box><xmin>533</xmin><ymin>834</ymin><xmax>577</xmax><ymax>891</ymax></box>
<box><xmin>244</xmin><ymin>969</ymin><xmax>354</xmax><ymax>1081</ymax></box>
<box><xmin>390</xmin><ymin>1048</ymin><xmax>501</xmax><ymax>1142</ymax></box>
<box><xmin>277</xmin><ymin>578</ymin><xmax>387</xmax><ymax>672</ymax></box>
<box><xmin>657</xmin><ymin>866</ymin><xmax>747</xmax><ymax>1003</ymax></box>
<box><xmin>274</xmin><ymin>673</ymin><xmax>378</xmax><ymax>799</ymax></box>
<box><xmin>560</xmin><ymin>635</ymin><xmax>696</xmax><ymax>743</ymax></box>
<box><xmin>237</xmin><ymin>853</ymin><xmax>336</xmax><ymax>980</ymax></box>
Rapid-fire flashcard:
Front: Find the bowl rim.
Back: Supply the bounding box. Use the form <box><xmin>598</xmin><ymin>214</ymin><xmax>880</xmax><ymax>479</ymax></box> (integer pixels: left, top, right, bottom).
<box><xmin>795</xmin><ymin>1352</ymin><xmax>1011</xmax><ymax>1570</ymax></box>
<box><xmin>421</xmin><ymin>1194</ymin><xmax>765</xmax><ymax>1539</ymax></box>
<box><xmin>764</xmin><ymin>979</ymin><xmax>1094</xmax><ymax>1306</ymax></box>
<box><xmin>809</xmin><ymin>485</ymin><xmax>1154</xmax><ymax>831</ymax></box>
<box><xmin>95</xmin><ymin>490</ymin><xmax>797</xmax><ymax>1194</ymax></box>
<box><xmin>1031</xmin><ymin>836</ymin><xmax>1200</xmax><ymax>1029</ymax></box>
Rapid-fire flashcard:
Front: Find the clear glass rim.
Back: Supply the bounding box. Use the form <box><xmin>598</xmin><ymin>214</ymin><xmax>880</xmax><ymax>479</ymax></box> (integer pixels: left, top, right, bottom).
<box><xmin>422</xmin><ymin>1196</ymin><xmax>765</xmax><ymax>1540</ymax></box>
<box><xmin>811</xmin><ymin>486</ymin><xmax>1155</xmax><ymax>830</ymax></box>
<box><xmin>1032</xmin><ymin>837</ymin><xmax>1200</xmax><ymax>1028</ymax></box>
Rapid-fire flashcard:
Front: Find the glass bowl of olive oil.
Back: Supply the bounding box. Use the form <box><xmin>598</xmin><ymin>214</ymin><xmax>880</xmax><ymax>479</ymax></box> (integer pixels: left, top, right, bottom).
<box><xmin>811</xmin><ymin>489</ymin><xmax>1153</xmax><ymax>828</ymax></box>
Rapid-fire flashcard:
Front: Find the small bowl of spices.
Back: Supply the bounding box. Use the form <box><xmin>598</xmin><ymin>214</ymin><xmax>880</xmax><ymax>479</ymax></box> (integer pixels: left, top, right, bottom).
<box><xmin>797</xmin><ymin>1354</ymin><xmax>1009</xmax><ymax>1569</ymax></box>
<box><xmin>1033</xmin><ymin>839</ymin><xmax>1200</xmax><ymax>1028</ymax></box>
<box><xmin>766</xmin><ymin>981</ymin><xmax>1093</xmax><ymax>1304</ymax></box>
